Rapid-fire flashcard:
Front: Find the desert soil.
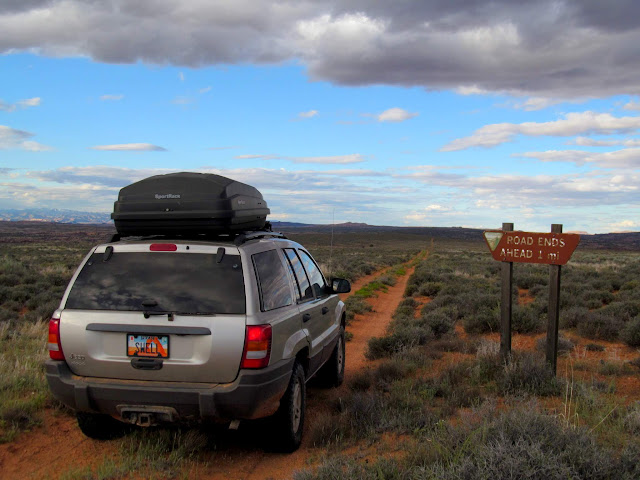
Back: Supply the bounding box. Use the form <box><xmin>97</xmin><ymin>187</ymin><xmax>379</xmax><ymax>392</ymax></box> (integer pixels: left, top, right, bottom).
<box><xmin>0</xmin><ymin>259</ymin><xmax>418</xmax><ymax>480</ymax></box>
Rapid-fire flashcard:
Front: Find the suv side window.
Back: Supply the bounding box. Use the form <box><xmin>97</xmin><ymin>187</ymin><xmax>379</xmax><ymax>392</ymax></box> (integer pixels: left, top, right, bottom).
<box><xmin>252</xmin><ymin>250</ymin><xmax>293</xmax><ymax>311</ymax></box>
<box><xmin>298</xmin><ymin>250</ymin><xmax>328</xmax><ymax>298</ymax></box>
<box><xmin>284</xmin><ymin>248</ymin><xmax>314</xmax><ymax>302</ymax></box>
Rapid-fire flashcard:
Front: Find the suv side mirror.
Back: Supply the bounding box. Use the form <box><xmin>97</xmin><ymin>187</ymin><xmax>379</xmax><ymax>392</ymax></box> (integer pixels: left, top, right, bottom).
<box><xmin>331</xmin><ymin>278</ymin><xmax>351</xmax><ymax>294</ymax></box>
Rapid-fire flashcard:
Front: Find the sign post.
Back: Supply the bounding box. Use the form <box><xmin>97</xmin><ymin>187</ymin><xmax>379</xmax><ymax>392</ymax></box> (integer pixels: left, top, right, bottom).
<box><xmin>500</xmin><ymin>223</ymin><xmax>513</xmax><ymax>362</ymax></box>
<box><xmin>483</xmin><ymin>225</ymin><xmax>580</xmax><ymax>374</ymax></box>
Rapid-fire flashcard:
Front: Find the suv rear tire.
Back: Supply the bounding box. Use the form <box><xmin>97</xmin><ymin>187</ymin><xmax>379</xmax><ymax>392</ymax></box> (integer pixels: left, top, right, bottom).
<box><xmin>77</xmin><ymin>412</ymin><xmax>129</xmax><ymax>440</ymax></box>
<box><xmin>269</xmin><ymin>361</ymin><xmax>305</xmax><ymax>452</ymax></box>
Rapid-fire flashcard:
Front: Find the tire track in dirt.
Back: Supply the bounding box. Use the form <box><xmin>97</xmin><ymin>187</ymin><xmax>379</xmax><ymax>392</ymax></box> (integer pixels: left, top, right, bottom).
<box><xmin>229</xmin><ymin>256</ymin><xmax>421</xmax><ymax>480</ymax></box>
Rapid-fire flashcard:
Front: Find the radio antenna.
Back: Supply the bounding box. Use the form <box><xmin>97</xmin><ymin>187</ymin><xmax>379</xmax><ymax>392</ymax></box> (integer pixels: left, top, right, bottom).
<box><xmin>329</xmin><ymin>209</ymin><xmax>335</xmax><ymax>276</ymax></box>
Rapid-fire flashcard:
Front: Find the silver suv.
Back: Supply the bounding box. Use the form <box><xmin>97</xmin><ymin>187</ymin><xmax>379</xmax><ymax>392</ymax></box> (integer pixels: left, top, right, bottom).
<box><xmin>46</xmin><ymin>231</ymin><xmax>350</xmax><ymax>452</ymax></box>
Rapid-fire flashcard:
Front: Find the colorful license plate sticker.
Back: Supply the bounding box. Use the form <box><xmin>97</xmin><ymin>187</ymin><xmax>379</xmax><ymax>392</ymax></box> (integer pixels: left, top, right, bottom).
<box><xmin>127</xmin><ymin>334</ymin><xmax>169</xmax><ymax>358</ymax></box>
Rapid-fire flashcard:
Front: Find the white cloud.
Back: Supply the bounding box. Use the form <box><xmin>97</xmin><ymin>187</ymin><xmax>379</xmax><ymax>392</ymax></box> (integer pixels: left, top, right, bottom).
<box><xmin>199</xmin><ymin>86</ymin><xmax>212</xmax><ymax>94</ymax></box>
<box><xmin>376</xmin><ymin>108</ymin><xmax>418</xmax><ymax>123</ymax></box>
<box><xmin>442</xmin><ymin>112</ymin><xmax>640</xmax><ymax>151</ymax></box>
<box><xmin>178</xmin><ymin>72</ymin><xmax>185</xmax><ymax>81</ymax></box>
<box><xmin>234</xmin><ymin>153</ymin><xmax>366</xmax><ymax>164</ymax></box>
<box><xmin>4</xmin><ymin>165</ymin><xmax>638</xmax><ymax>233</ymax></box>
<box><xmin>290</xmin><ymin>154</ymin><xmax>365</xmax><ymax>164</ymax></box>
<box><xmin>298</xmin><ymin>109</ymin><xmax>318</xmax><ymax>119</ymax></box>
<box><xmin>0</xmin><ymin>97</ymin><xmax>41</xmax><ymax>112</ymax></box>
<box><xmin>570</xmin><ymin>136</ymin><xmax>640</xmax><ymax>147</ymax></box>
<box><xmin>100</xmin><ymin>94</ymin><xmax>124</xmax><ymax>101</ymax></box>
<box><xmin>90</xmin><ymin>143</ymin><xmax>166</xmax><ymax>152</ymax></box>
<box><xmin>235</xmin><ymin>154</ymin><xmax>279</xmax><ymax>160</ymax></box>
<box><xmin>623</xmin><ymin>100</ymin><xmax>640</xmax><ymax>111</ymax></box>
<box><xmin>0</xmin><ymin>125</ymin><xmax>52</xmax><ymax>151</ymax></box>
<box><xmin>516</xmin><ymin>148</ymin><xmax>640</xmax><ymax>169</ymax></box>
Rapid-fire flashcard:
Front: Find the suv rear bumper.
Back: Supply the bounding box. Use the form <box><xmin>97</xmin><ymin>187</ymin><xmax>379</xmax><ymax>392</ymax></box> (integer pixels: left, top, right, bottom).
<box><xmin>46</xmin><ymin>358</ymin><xmax>294</xmax><ymax>422</ymax></box>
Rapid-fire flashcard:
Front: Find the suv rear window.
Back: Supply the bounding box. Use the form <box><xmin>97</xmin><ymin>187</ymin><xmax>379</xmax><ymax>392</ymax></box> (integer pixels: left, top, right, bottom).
<box><xmin>65</xmin><ymin>251</ymin><xmax>246</xmax><ymax>314</ymax></box>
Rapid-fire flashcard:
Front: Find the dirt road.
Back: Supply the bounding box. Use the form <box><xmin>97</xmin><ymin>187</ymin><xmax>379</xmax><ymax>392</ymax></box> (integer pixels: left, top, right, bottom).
<box><xmin>0</xmin><ymin>258</ymin><xmax>419</xmax><ymax>480</ymax></box>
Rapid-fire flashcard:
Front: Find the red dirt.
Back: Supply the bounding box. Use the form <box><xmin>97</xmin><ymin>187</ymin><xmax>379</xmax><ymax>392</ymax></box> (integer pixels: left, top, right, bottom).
<box><xmin>0</xmin><ymin>259</ymin><xmax>420</xmax><ymax>480</ymax></box>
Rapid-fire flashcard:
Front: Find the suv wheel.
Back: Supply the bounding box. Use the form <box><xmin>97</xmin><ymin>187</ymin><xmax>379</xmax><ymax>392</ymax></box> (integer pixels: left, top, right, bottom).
<box><xmin>76</xmin><ymin>412</ymin><xmax>129</xmax><ymax>440</ymax></box>
<box><xmin>269</xmin><ymin>361</ymin><xmax>306</xmax><ymax>452</ymax></box>
<box><xmin>318</xmin><ymin>326</ymin><xmax>345</xmax><ymax>387</ymax></box>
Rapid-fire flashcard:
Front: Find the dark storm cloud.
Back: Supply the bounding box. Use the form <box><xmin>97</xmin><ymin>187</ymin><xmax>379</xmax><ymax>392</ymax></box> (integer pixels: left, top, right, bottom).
<box><xmin>2</xmin><ymin>0</ymin><xmax>640</xmax><ymax>97</ymax></box>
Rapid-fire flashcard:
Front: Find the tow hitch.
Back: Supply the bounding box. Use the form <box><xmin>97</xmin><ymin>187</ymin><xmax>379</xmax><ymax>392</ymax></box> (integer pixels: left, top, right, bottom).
<box><xmin>117</xmin><ymin>405</ymin><xmax>178</xmax><ymax>426</ymax></box>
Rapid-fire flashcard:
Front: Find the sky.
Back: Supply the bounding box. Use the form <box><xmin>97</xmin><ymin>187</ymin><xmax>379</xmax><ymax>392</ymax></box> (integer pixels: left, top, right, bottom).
<box><xmin>1</xmin><ymin>0</ymin><xmax>639</xmax><ymax>234</ymax></box>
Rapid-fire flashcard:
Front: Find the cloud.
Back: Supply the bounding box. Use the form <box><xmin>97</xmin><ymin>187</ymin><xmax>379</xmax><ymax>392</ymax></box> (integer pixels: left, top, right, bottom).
<box><xmin>298</xmin><ymin>109</ymin><xmax>318</xmax><ymax>119</ymax></box>
<box><xmin>289</xmin><ymin>154</ymin><xmax>365</xmax><ymax>164</ymax></box>
<box><xmin>3</xmin><ymin>1</ymin><xmax>640</xmax><ymax>97</ymax></box>
<box><xmin>171</xmin><ymin>96</ymin><xmax>194</xmax><ymax>105</ymax></box>
<box><xmin>516</xmin><ymin>148</ymin><xmax>640</xmax><ymax>169</ymax></box>
<box><xmin>376</xmin><ymin>108</ymin><xmax>418</xmax><ymax>123</ymax></box>
<box><xmin>235</xmin><ymin>154</ymin><xmax>279</xmax><ymax>160</ymax></box>
<box><xmin>623</xmin><ymin>100</ymin><xmax>640</xmax><ymax>111</ymax></box>
<box><xmin>100</xmin><ymin>94</ymin><xmax>124</xmax><ymax>101</ymax></box>
<box><xmin>570</xmin><ymin>136</ymin><xmax>640</xmax><ymax>147</ymax></box>
<box><xmin>0</xmin><ymin>125</ymin><xmax>52</xmax><ymax>151</ymax></box>
<box><xmin>199</xmin><ymin>86</ymin><xmax>212</xmax><ymax>94</ymax></box>
<box><xmin>4</xmin><ymin>165</ymin><xmax>638</xmax><ymax>232</ymax></box>
<box><xmin>234</xmin><ymin>153</ymin><xmax>366</xmax><ymax>164</ymax></box>
<box><xmin>442</xmin><ymin>112</ymin><xmax>640</xmax><ymax>151</ymax></box>
<box><xmin>90</xmin><ymin>143</ymin><xmax>167</xmax><ymax>151</ymax></box>
<box><xmin>0</xmin><ymin>97</ymin><xmax>41</xmax><ymax>112</ymax></box>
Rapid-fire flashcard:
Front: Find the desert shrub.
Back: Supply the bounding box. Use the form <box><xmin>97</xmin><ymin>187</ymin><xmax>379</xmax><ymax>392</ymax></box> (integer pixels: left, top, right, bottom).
<box><xmin>429</xmin><ymin>408</ymin><xmax>621</xmax><ymax>480</ymax></box>
<box><xmin>498</xmin><ymin>353</ymin><xmax>563</xmax><ymax>397</ymax></box>
<box><xmin>585</xmin><ymin>343</ymin><xmax>606</xmax><ymax>352</ymax></box>
<box><xmin>422</xmin><ymin>362</ymin><xmax>484</xmax><ymax>408</ymax></box>
<box><xmin>394</xmin><ymin>297</ymin><xmax>418</xmax><ymax>319</ymax></box>
<box><xmin>418</xmin><ymin>281</ymin><xmax>443</xmax><ymax>297</ymax></box>
<box><xmin>377</xmin><ymin>274</ymin><xmax>396</xmax><ymax>287</ymax></box>
<box><xmin>423</xmin><ymin>311</ymin><xmax>454</xmax><ymax>339</ymax></box>
<box><xmin>623</xmin><ymin>404</ymin><xmax>640</xmax><ymax>435</ymax></box>
<box><xmin>536</xmin><ymin>336</ymin><xmax>575</xmax><ymax>355</ymax></box>
<box><xmin>560</xmin><ymin>306</ymin><xmax>588</xmax><ymax>329</ymax></box>
<box><xmin>344</xmin><ymin>296</ymin><xmax>373</xmax><ymax>322</ymax></box>
<box><xmin>512</xmin><ymin>305</ymin><xmax>545</xmax><ymax>334</ymax></box>
<box><xmin>463</xmin><ymin>306</ymin><xmax>499</xmax><ymax>334</ymax></box>
<box><xmin>601</xmin><ymin>301</ymin><xmax>640</xmax><ymax>322</ymax></box>
<box><xmin>366</xmin><ymin>326</ymin><xmax>433</xmax><ymax>360</ymax></box>
<box><xmin>431</xmin><ymin>337</ymin><xmax>469</xmax><ymax>354</ymax></box>
<box><xmin>621</xmin><ymin>317</ymin><xmax>640</xmax><ymax>347</ymax></box>
<box><xmin>577</xmin><ymin>312</ymin><xmax>624</xmax><ymax>341</ymax></box>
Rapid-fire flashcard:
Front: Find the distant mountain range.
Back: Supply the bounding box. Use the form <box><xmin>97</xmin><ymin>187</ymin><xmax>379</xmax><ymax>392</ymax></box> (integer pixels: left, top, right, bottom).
<box><xmin>0</xmin><ymin>208</ymin><xmax>112</xmax><ymax>224</ymax></box>
<box><xmin>1</xmin><ymin>208</ymin><xmax>638</xmax><ymax>250</ymax></box>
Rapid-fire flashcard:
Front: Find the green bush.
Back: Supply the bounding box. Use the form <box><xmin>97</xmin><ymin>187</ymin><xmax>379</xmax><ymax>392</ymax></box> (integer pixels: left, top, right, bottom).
<box><xmin>498</xmin><ymin>353</ymin><xmax>563</xmax><ymax>397</ymax></box>
<box><xmin>512</xmin><ymin>305</ymin><xmax>545</xmax><ymax>334</ymax></box>
<box><xmin>577</xmin><ymin>312</ymin><xmax>624</xmax><ymax>342</ymax></box>
<box><xmin>621</xmin><ymin>316</ymin><xmax>640</xmax><ymax>347</ymax></box>
<box><xmin>463</xmin><ymin>307</ymin><xmax>499</xmax><ymax>334</ymax></box>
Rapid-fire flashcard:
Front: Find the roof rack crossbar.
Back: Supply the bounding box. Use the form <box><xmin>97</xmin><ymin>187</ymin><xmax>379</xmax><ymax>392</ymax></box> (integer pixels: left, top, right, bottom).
<box><xmin>107</xmin><ymin>229</ymin><xmax>287</xmax><ymax>245</ymax></box>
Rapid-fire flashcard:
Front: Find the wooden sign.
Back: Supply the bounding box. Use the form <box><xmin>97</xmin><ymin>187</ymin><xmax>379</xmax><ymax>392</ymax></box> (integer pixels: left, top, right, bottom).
<box><xmin>484</xmin><ymin>230</ymin><xmax>580</xmax><ymax>265</ymax></box>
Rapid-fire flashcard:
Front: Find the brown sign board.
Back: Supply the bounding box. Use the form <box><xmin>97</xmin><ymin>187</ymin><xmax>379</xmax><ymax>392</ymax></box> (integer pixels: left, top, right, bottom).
<box><xmin>484</xmin><ymin>230</ymin><xmax>580</xmax><ymax>265</ymax></box>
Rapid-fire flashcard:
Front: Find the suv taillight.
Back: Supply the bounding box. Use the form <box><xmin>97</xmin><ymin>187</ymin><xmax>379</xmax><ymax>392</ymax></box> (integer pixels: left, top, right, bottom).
<box><xmin>241</xmin><ymin>325</ymin><xmax>271</xmax><ymax>369</ymax></box>
<box><xmin>48</xmin><ymin>317</ymin><xmax>65</xmax><ymax>361</ymax></box>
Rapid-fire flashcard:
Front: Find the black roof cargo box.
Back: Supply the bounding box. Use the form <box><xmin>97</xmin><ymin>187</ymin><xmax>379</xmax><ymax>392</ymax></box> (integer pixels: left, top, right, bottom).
<box><xmin>111</xmin><ymin>172</ymin><xmax>270</xmax><ymax>236</ymax></box>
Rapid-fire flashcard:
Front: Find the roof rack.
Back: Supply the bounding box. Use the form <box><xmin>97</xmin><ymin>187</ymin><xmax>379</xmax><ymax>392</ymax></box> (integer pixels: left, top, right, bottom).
<box><xmin>108</xmin><ymin>228</ymin><xmax>288</xmax><ymax>246</ymax></box>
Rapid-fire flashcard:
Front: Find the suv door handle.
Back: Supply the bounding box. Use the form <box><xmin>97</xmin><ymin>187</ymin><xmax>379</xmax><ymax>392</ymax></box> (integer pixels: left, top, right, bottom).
<box><xmin>322</xmin><ymin>307</ymin><xmax>329</xmax><ymax>315</ymax></box>
<box><xmin>303</xmin><ymin>313</ymin><xmax>311</xmax><ymax>322</ymax></box>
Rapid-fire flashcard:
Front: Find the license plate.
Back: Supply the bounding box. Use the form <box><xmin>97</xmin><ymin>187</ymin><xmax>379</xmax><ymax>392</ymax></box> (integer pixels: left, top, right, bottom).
<box><xmin>127</xmin><ymin>334</ymin><xmax>170</xmax><ymax>358</ymax></box>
